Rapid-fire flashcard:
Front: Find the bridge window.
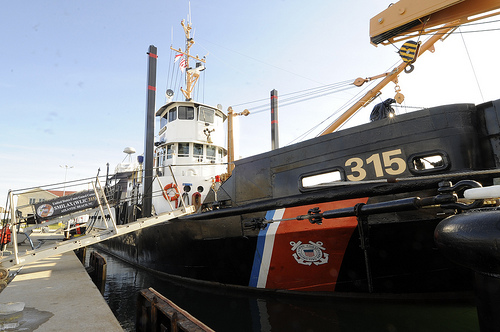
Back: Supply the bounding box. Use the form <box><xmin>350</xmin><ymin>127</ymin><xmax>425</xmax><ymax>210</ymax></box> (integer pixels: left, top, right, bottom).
<box><xmin>168</xmin><ymin>108</ymin><xmax>177</xmax><ymax>122</ymax></box>
<box><xmin>194</xmin><ymin>144</ymin><xmax>203</xmax><ymax>160</ymax></box>
<box><xmin>199</xmin><ymin>107</ymin><xmax>214</xmax><ymax>123</ymax></box>
<box><xmin>156</xmin><ymin>147</ymin><xmax>166</xmax><ymax>176</ymax></box>
<box><xmin>206</xmin><ymin>145</ymin><xmax>216</xmax><ymax>160</ymax></box>
<box><xmin>166</xmin><ymin>144</ymin><xmax>174</xmax><ymax>159</ymax></box>
<box><xmin>160</xmin><ymin>115</ymin><xmax>168</xmax><ymax>128</ymax></box>
<box><xmin>178</xmin><ymin>143</ymin><xmax>190</xmax><ymax>157</ymax></box>
<box><xmin>158</xmin><ymin>147</ymin><xmax>166</xmax><ymax>166</ymax></box>
<box><xmin>178</xmin><ymin>106</ymin><xmax>194</xmax><ymax>120</ymax></box>
<box><xmin>218</xmin><ymin>148</ymin><xmax>225</xmax><ymax>160</ymax></box>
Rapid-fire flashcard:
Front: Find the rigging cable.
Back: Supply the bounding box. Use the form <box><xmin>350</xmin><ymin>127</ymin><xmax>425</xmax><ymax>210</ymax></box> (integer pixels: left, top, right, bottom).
<box><xmin>310</xmin><ymin>59</ymin><xmax>403</xmax><ymax>137</ymax></box>
<box><xmin>173</xmin><ymin>56</ymin><xmax>182</xmax><ymax>98</ymax></box>
<box><xmin>166</xmin><ymin>46</ymin><xmax>173</xmax><ymax>102</ymax></box>
<box><xmin>459</xmin><ymin>27</ymin><xmax>485</xmax><ymax>103</ymax></box>
<box><xmin>202</xmin><ymin>63</ymin><xmax>206</xmax><ymax>103</ymax></box>
<box><xmin>446</xmin><ymin>18</ymin><xmax>500</xmax><ymax>34</ymax></box>
<box><xmin>232</xmin><ymin>19</ymin><xmax>500</xmax><ymax>112</ymax></box>
<box><xmin>234</xmin><ymin>80</ymin><xmax>356</xmax><ymax>114</ymax></box>
<box><xmin>196</xmin><ymin>38</ymin><xmax>326</xmax><ymax>86</ymax></box>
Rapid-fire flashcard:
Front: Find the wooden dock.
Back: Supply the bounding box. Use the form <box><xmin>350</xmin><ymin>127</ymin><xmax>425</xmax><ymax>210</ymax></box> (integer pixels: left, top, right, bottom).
<box><xmin>0</xmin><ymin>249</ymin><xmax>122</xmax><ymax>331</ymax></box>
<box><xmin>137</xmin><ymin>287</ymin><xmax>215</xmax><ymax>332</ymax></box>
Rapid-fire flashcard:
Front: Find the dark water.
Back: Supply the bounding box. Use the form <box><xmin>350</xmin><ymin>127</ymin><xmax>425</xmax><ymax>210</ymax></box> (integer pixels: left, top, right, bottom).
<box><xmin>89</xmin><ymin>248</ymin><xmax>480</xmax><ymax>332</ymax></box>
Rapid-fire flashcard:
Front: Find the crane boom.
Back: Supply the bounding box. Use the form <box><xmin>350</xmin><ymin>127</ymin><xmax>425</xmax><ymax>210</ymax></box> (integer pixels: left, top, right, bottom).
<box><xmin>371</xmin><ymin>0</ymin><xmax>500</xmax><ymax>45</ymax></box>
<box><xmin>321</xmin><ymin>0</ymin><xmax>500</xmax><ymax>136</ymax></box>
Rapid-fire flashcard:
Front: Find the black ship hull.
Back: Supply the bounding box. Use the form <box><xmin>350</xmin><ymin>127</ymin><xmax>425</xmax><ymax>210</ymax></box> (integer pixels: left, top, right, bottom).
<box><xmin>101</xmin><ymin>99</ymin><xmax>500</xmax><ymax>297</ymax></box>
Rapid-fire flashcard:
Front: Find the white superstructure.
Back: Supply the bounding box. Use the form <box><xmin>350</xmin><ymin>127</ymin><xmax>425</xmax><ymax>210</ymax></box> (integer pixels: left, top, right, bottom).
<box><xmin>151</xmin><ymin>101</ymin><xmax>227</xmax><ymax>213</ymax></box>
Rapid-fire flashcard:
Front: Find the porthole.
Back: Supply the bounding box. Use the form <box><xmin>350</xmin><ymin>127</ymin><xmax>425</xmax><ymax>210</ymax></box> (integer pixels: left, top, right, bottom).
<box><xmin>408</xmin><ymin>151</ymin><xmax>450</xmax><ymax>174</ymax></box>
<box><xmin>300</xmin><ymin>169</ymin><xmax>344</xmax><ymax>191</ymax></box>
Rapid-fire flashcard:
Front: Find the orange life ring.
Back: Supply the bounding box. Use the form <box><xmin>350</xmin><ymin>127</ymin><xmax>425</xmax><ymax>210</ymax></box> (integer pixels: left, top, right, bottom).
<box><xmin>162</xmin><ymin>183</ymin><xmax>180</xmax><ymax>201</ymax></box>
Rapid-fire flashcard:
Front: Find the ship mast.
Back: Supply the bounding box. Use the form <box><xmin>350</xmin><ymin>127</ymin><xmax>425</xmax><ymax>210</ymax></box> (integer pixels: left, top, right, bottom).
<box><xmin>171</xmin><ymin>19</ymin><xmax>206</xmax><ymax>101</ymax></box>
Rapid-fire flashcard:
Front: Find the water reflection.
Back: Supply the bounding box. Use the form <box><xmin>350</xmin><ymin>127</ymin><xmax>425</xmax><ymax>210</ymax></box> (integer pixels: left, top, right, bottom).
<box><xmin>90</xmin><ymin>248</ymin><xmax>480</xmax><ymax>332</ymax></box>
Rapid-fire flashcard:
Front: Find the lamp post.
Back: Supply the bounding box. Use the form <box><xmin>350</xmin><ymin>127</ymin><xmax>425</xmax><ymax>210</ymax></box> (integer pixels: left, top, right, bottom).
<box><xmin>60</xmin><ymin>165</ymin><xmax>74</xmax><ymax>196</ymax></box>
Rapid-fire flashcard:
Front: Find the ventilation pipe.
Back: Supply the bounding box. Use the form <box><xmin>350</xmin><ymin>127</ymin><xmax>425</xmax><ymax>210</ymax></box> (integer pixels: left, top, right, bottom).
<box><xmin>271</xmin><ymin>89</ymin><xmax>279</xmax><ymax>150</ymax></box>
<box><xmin>143</xmin><ymin>45</ymin><xmax>157</xmax><ymax>218</ymax></box>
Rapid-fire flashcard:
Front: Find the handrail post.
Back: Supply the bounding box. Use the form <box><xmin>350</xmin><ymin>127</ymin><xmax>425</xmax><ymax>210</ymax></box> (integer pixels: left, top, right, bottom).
<box><xmin>92</xmin><ymin>178</ymin><xmax>117</xmax><ymax>233</ymax></box>
<box><xmin>155</xmin><ymin>175</ymin><xmax>175</xmax><ymax>211</ymax></box>
<box><xmin>168</xmin><ymin>165</ymin><xmax>187</xmax><ymax>211</ymax></box>
<box><xmin>95</xmin><ymin>177</ymin><xmax>118</xmax><ymax>233</ymax></box>
<box><xmin>8</xmin><ymin>191</ymin><xmax>20</xmax><ymax>266</ymax></box>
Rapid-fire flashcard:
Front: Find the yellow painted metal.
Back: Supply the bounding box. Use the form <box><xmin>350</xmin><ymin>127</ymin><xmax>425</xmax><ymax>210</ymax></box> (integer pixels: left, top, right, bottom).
<box><xmin>226</xmin><ymin>107</ymin><xmax>250</xmax><ymax>176</ymax></box>
<box><xmin>371</xmin><ymin>0</ymin><xmax>500</xmax><ymax>45</ymax></box>
<box><xmin>320</xmin><ymin>22</ymin><xmax>457</xmax><ymax>135</ymax></box>
<box><xmin>370</xmin><ymin>0</ymin><xmax>463</xmax><ymax>41</ymax></box>
<box><xmin>171</xmin><ymin>19</ymin><xmax>207</xmax><ymax>101</ymax></box>
<box><xmin>322</xmin><ymin>0</ymin><xmax>500</xmax><ymax>135</ymax></box>
<box><xmin>399</xmin><ymin>41</ymin><xmax>419</xmax><ymax>63</ymax></box>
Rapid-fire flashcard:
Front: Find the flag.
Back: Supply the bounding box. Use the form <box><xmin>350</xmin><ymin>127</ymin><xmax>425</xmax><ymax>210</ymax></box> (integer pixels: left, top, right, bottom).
<box><xmin>174</xmin><ymin>53</ymin><xmax>187</xmax><ymax>72</ymax></box>
<box><xmin>179</xmin><ymin>58</ymin><xmax>187</xmax><ymax>72</ymax></box>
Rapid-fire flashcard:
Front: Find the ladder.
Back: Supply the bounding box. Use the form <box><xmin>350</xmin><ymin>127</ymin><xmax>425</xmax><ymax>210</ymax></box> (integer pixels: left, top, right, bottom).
<box><xmin>0</xmin><ymin>177</ymin><xmax>195</xmax><ymax>277</ymax></box>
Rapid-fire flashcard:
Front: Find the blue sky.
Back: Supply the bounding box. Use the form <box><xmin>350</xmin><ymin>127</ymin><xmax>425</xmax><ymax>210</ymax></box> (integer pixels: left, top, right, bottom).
<box><xmin>2</xmin><ymin>0</ymin><xmax>500</xmax><ymax>209</ymax></box>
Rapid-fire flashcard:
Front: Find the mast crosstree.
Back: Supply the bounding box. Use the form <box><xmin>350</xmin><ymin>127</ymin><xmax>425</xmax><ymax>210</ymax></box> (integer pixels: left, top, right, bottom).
<box><xmin>171</xmin><ymin>19</ymin><xmax>207</xmax><ymax>101</ymax></box>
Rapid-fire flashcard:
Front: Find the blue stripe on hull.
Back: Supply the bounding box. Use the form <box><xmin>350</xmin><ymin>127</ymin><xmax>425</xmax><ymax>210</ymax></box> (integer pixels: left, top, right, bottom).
<box><xmin>248</xmin><ymin>210</ymin><xmax>276</xmax><ymax>287</ymax></box>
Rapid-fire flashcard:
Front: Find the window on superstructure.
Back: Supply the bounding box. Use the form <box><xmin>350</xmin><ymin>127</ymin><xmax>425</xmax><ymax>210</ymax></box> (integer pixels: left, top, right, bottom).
<box><xmin>178</xmin><ymin>106</ymin><xmax>194</xmax><ymax>120</ymax></box>
<box><xmin>156</xmin><ymin>147</ymin><xmax>166</xmax><ymax>176</ymax></box>
<box><xmin>218</xmin><ymin>148</ymin><xmax>225</xmax><ymax>160</ymax></box>
<box><xmin>29</xmin><ymin>198</ymin><xmax>36</xmax><ymax>205</ymax></box>
<box><xmin>194</xmin><ymin>144</ymin><xmax>203</xmax><ymax>161</ymax></box>
<box><xmin>199</xmin><ymin>107</ymin><xmax>214</xmax><ymax>124</ymax></box>
<box><xmin>178</xmin><ymin>143</ymin><xmax>190</xmax><ymax>157</ymax></box>
<box><xmin>207</xmin><ymin>145</ymin><xmax>216</xmax><ymax>161</ymax></box>
<box><xmin>168</xmin><ymin>108</ymin><xmax>177</xmax><ymax>122</ymax></box>
<box><xmin>158</xmin><ymin>147</ymin><xmax>166</xmax><ymax>167</ymax></box>
<box><xmin>166</xmin><ymin>144</ymin><xmax>174</xmax><ymax>159</ymax></box>
<box><xmin>160</xmin><ymin>115</ymin><xmax>168</xmax><ymax>128</ymax></box>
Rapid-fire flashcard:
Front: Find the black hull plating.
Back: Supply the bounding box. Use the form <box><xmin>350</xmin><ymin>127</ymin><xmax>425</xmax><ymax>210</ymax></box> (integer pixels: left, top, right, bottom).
<box><xmin>101</xmin><ymin>100</ymin><xmax>500</xmax><ymax>296</ymax></box>
<box><xmin>103</xmin><ymin>220</ymin><xmax>258</xmax><ymax>286</ymax></box>
<box><xmin>101</xmin><ymin>211</ymin><xmax>473</xmax><ymax>295</ymax></box>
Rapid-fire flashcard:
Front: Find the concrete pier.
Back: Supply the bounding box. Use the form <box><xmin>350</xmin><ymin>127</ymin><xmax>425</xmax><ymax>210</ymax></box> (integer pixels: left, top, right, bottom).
<box><xmin>0</xmin><ymin>249</ymin><xmax>122</xmax><ymax>331</ymax></box>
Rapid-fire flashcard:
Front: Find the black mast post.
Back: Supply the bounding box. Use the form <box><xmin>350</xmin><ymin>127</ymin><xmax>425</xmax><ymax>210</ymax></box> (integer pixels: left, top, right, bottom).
<box><xmin>271</xmin><ymin>89</ymin><xmax>279</xmax><ymax>150</ymax></box>
<box><xmin>143</xmin><ymin>45</ymin><xmax>157</xmax><ymax>218</ymax></box>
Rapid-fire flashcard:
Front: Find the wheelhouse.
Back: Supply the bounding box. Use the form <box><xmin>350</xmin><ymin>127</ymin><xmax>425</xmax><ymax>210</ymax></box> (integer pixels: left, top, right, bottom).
<box><xmin>154</xmin><ymin>101</ymin><xmax>228</xmax><ymax>176</ymax></box>
<box><xmin>156</xmin><ymin>101</ymin><xmax>226</xmax><ymax>140</ymax></box>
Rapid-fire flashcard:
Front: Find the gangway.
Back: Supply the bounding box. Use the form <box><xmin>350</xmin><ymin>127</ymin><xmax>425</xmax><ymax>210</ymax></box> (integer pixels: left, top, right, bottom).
<box><xmin>0</xmin><ymin>177</ymin><xmax>195</xmax><ymax>280</ymax></box>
